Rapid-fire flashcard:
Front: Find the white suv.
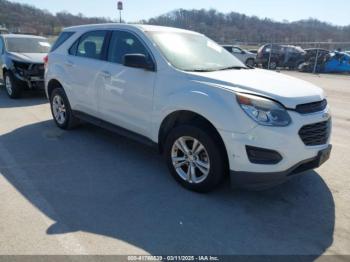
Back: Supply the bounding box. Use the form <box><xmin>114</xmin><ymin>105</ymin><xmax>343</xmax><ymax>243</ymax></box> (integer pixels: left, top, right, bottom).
<box><xmin>45</xmin><ymin>24</ymin><xmax>332</xmax><ymax>192</ymax></box>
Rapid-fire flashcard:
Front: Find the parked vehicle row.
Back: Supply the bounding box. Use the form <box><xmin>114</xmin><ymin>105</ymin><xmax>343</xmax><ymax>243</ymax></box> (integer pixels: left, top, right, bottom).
<box><xmin>1</xmin><ymin>25</ymin><xmax>332</xmax><ymax>192</ymax></box>
<box><xmin>300</xmin><ymin>51</ymin><xmax>350</xmax><ymax>73</ymax></box>
<box><xmin>225</xmin><ymin>43</ymin><xmax>350</xmax><ymax>73</ymax></box>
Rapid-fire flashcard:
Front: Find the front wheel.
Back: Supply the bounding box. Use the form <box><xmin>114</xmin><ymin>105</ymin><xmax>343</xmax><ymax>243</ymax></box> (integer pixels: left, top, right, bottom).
<box><xmin>164</xmin><ymin>125</ymin><xmax>226</xmax><ymax>192</ymax></box>
<box><xmin>268</xmin><ymin>61</ymin><xmax>277</xmax><ymax>70</ymax></box>
<box><xmin>4</xmin><ymin>72</ymin><xmax>23</xmax><ymax>99</ymax></box>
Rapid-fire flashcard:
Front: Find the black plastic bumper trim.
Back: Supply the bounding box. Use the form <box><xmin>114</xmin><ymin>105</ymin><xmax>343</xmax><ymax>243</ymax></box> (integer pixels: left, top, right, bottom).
<box><xmin>231</xmin><ymin>145</ymin><xmax>332</xmax><ymax>190</ymax></box>
<box><xmin>246</xmin><ymin>146</ymin><xmax>283</xmax><ymax>165</ymax></box>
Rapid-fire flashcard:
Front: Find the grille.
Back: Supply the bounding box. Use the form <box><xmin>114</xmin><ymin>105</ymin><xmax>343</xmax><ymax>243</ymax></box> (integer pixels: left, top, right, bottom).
<box><xmin>295</xmin><ymin>100</ymin><xmax>327</xmax><ymax>114</ymax></box>
<box><xmin>29</xmin><ymin>64</ymin><xmax>45</xmax><ymax>77</ymax></box>
<box><xmin>299</xmin><ymin>120</ymin><xmax>331</xmax><ymax>146</ymax></box>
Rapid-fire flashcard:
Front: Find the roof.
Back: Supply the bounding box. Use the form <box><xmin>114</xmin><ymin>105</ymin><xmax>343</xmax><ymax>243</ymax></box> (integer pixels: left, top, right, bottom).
<box><xmin>1</xmin><ymin>34</ymin><xmax>47</xmax><ymax>40</ymax></box>
<box><xmin>64</xmin><ymin>23</ymin><xmax>200</xmax><ymax>35</ymax></box>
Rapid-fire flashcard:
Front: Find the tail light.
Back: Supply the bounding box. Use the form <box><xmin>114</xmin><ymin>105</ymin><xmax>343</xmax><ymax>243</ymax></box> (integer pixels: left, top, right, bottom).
<box><xmin>43</xmin><ymin>55</ymin><xmax>48</xmax><ymax>69</ymax></box>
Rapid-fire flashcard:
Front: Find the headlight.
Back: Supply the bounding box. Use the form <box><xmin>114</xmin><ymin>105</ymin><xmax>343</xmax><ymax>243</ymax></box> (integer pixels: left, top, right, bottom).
<box><xmin>236</xmin><ymin>93</ymin><xmax>291</xmax><ymax>126</ymax></box>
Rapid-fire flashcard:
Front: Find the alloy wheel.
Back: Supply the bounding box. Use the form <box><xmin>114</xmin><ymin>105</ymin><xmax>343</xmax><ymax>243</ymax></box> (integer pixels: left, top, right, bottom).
<box><xmin>5</xmin><ymin>75</ymin><xmax>13</xmax><ymax>96</ymax></box>
<box><xmin>52</xmin><ymin>95</ymin><xmax>67</xmax><ymax>125</ymax></box>
<box><xmin>171</xmin><ymin>136</ymin><xmax>211</xmax><ymax>184</ymax></box>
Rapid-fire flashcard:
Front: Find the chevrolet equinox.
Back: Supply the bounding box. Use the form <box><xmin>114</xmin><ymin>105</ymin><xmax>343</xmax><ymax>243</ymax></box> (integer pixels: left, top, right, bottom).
<box><xmin>45</xmin><ymin>24</ymin><xmax>332</xmax><ymax>192</ymax></box>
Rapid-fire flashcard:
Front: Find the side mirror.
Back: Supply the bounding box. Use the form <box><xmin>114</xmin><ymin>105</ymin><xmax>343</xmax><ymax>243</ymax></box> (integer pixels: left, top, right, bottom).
<box><xmin>123</xmin><ymin>54</ymin><xmax>155</xmax><ymax>71</ymax></box>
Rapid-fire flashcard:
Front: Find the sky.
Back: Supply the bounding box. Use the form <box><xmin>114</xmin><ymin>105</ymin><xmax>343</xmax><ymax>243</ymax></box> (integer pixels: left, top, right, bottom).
<box><xmin>8</xmin><ymin>0</ymin><xmax>350</xmax><ymax>26</ymax></box>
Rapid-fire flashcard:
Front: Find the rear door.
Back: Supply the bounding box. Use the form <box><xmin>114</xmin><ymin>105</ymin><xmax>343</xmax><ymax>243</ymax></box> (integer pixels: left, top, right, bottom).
<box><xmin>64</xmin><ymin>30</ymin><xmax>108</xmax><ymax>117</ymax></box>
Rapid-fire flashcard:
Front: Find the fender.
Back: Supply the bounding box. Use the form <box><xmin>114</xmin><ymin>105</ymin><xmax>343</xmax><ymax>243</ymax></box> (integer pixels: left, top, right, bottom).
<box><xmin>151</xmin><ymin>80</ymin><xmax>257</xmax><ymax>143</ymax></box>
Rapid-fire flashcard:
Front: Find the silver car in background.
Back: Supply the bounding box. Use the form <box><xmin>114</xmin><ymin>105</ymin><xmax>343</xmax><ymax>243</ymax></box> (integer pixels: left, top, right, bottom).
<box><xmin>222</xmin><ymin>45</ymin><xmax>256</xmax><ymax>67</ymax></box>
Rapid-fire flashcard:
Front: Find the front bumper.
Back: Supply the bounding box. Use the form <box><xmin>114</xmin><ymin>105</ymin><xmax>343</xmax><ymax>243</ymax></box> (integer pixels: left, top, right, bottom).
<box><xmin>11</xmin><ymin>63</ymin><xmax>45</xmax><ymax>89</ymax></box>
<box><xmin>230</xmin><ymin>145</ymin><xmax>332</xmax><ymax>190</ymax></box>
<box><xmin>219</xmin><ymin>108</ymin><xmax>332</xmax><ymax>189</ymax></box>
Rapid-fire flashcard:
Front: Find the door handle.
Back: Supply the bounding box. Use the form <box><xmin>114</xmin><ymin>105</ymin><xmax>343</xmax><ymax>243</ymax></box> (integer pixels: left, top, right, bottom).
<box><xmin>101</xmin><ymin>71</ymin><xmax>111</xmax><ymax>78</ymax></box>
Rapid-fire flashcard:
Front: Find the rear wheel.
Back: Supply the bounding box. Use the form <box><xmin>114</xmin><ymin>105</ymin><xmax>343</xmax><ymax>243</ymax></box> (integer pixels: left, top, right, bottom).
<box><xmin>4</xmin><ymin>72</ymin><xmax>23</xmax><ymax>99</ymax></box>
<box><xmin>164</xmin><ymin>125</ymin><xmax>226</xmax><ymax>192</ymax></box>
<box><xmin>245</xmin><ymin>58</ymin><xmax>255</xmax><ymax>68</ymax></box>
<box><xmin>50</xmin><ymin>88</ymin><xmax>79</xmax><ymax>130</ymax></box>
<box><xmin>268</xmin><ymin>61</ymin><xmax>277</xmax><ymax>70</ymax></box>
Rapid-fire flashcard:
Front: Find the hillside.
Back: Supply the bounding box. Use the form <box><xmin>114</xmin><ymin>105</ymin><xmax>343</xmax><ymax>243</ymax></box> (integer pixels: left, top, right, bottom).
<box><xmin>143</xmin><ymin>9</ymin><xmax>350</xmax><ymax>44</ymax></box>
<box><xmin>0</xmin><ymin>0</ymin><xmax>111</xmax><ymax>35</ymax></box>
<box><xmin>1</xmin><ymin>0</ymin><xmax>350</xmax><ymax>45</ymax></box>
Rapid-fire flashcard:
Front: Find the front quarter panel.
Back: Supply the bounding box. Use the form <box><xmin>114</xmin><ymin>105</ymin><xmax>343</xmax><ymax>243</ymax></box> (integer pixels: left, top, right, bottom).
<box><xmin>152</xmin><ymin>71</ymin><xmax>257</xmax><ymax>142</ymax></box>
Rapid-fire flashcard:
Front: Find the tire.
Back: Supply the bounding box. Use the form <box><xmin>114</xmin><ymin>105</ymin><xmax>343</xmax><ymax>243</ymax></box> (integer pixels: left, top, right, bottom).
<box><xmin>164</xmin><ymin>125</ymin><xmax>226</xmax><ymax>193</ymax></box>
<box><xmin>268</xmin><ymin>61</ymin><xmax>277</xmax><ymax>70</ymax></box>
<box><xmin>293</xmin><ymin>60</ymin><xmax>304</xmax><ymax>71</ymax></box>
<box><xmin>4</xmin><ymin>71</ymin><xmax>24</xmax><ymax>99</ymax></box>
<box><xmin>50</xmin><ymin>87</ymin><xmax>79</xmax><ymax>130</ymax></box>
<box><xmin>245</xmin><ymin>58</ymin><xmax>255</xmax><ymax>68</ymax></box>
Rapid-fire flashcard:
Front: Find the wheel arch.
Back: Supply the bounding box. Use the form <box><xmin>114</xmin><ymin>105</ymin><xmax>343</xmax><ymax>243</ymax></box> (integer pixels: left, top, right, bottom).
<box><xmin>47</xmin><ymin>79</ymin><xmax>64</xmax><ymax>99</ymax></box>
<box><xmin>158</xmin><ymin>110</ymin><xmax>229</xmax><ymax>172</ymax></box>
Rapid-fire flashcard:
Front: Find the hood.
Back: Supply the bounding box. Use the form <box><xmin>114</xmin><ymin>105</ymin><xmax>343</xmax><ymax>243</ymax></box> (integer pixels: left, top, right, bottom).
<box><xmin>8</xmin><ymin>52</ymin><xmax>46</xmax><ymax>64</ymax></box>
<box><xmin>189</xmin><ymin>68</ymin><xmax>325</xmax><ymax>108</ymax></box>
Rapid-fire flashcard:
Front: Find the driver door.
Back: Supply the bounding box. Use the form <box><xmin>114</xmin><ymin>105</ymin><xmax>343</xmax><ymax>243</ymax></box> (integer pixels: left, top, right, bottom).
<box><xmin>99</xmin><ymin>30</ymin><xmax>156</xmax><ymax>138</ymax></box>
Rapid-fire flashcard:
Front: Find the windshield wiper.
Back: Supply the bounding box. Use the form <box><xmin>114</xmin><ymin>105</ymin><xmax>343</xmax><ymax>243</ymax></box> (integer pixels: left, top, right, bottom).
<box><xmin>217</xmin><ymin>66</ymin><xmax>249</xmax><ymax>71</ymax></box>
<box><xmin>186</xmin><ymin>66</ymin><xmax>250</xmax><ymax>72</ymax></box>
<box><xmin>186</xmin><ymin>69</ymin><xmax>218</xmax><ymax>72</ymax></box>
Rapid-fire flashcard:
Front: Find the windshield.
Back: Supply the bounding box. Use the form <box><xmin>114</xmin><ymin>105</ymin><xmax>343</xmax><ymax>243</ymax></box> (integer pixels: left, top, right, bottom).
<box><xmin>5</xmin><ymin>37</ymin><xmax>51</xmax><ymax>53</ymax></box>
<box><xmin>147</xmin><ymin>31</ymin><xmax>246</xmax><ymax>71</ymax></box>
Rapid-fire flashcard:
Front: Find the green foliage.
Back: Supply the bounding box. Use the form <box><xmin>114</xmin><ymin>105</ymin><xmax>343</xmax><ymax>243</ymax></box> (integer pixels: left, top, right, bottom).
<box><xmin>143</xmin><ymin>9</ymin><xmax>350</xmax><ymax>43</ymax></box>
<box><xmin>0</xmin><ymin>0</ymin><xmax>111</xmax><ymax>35</ymax></box>
<box><xmin>1</xmin><ymin>0</ymin><xmax>349</xmax><ymax>43</ymax></box>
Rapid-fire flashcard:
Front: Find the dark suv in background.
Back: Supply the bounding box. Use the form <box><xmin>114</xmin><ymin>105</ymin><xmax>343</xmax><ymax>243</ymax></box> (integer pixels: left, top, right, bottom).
<box><xmin>257</xmin><ymin>44</ymin><xmax>306</xmax><ymax>70</ymax></box>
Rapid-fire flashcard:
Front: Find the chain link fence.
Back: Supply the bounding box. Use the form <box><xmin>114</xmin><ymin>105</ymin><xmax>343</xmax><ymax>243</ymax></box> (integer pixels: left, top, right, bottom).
<box><xmin>237</xmin><ymin>42</ymin><xmax>350</xmax><ymax>74</ymax></box>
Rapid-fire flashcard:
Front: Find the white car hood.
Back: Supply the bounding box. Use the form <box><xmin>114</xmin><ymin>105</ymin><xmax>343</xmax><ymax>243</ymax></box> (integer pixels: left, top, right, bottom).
<box><xmin>189</xmin><ymin>68</ymin><xmax>325</xmax><ymax>108</ymax></box>
<box><xmin>8</xmin><ymin>52</ymin><xmax>46</xmax><ymax>64</ymax></box>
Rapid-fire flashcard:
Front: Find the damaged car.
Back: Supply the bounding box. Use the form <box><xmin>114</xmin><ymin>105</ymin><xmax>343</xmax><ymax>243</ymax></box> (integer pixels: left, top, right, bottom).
<box><xmin>257</xmin><ymin>44</ymin><xmax>306</xmax><ymax>70</ymax></box>
<box><xmin>299</xmin><ymin>51</ymin><xmax>350</xmax><ymax>73</ymax></box>
<box><xmin>0</xmin><ymin>34</ymin><xmax>50</xmax><ymax>98</ymax></box>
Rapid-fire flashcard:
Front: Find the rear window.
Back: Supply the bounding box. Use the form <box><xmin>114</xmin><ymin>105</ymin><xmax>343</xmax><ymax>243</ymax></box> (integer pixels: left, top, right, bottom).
<box><xmin>51</xmin><ymin>32</ymin><xmax>75</xmax><ymax>52</ymax></box>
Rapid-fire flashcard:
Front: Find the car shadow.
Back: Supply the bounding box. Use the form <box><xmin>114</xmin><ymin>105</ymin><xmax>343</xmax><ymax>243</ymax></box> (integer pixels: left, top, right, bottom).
<box><xmin>0</xmin><ymin>120</ymin><xmax>335</xmax><ymax>257</ymax></box>
<box><xmin>0</xmin><ymin>81</ymin><xmax>47</xmax><ymax>108</ymax></box>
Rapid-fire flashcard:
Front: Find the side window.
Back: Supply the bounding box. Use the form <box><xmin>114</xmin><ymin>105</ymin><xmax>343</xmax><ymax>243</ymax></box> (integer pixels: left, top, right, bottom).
<box><xmin>223</xmin><ymin>46</ymin><xmax>232</xmax><ymax>53</ymax></box>
<box><xmin>108</xmin><ymin>31</ymin><xmax>150</xmax><ymax>64</ymax></box>
<box><xmin>69</xmin><ymin>40</ymin><xmax>79</xmax><ymax>55</ymax></box>
<box><xmin>76</xmin><ymin>31</ymin><xmax>107</xmax><ymax>60</ymax></box>
<box><xmin>51</xmin><ymin>32</ymin><xmax>75</xmax><ymax>52</ymax></box>
<box><xmin>232</xmin><ymin>47</ymin><xmax>242</xmax><ymax>54</ymax></box>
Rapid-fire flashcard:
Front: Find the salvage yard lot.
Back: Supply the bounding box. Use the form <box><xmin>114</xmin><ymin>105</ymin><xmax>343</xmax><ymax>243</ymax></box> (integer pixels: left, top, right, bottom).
<box><xmin>0</xmin><ymin>72</ymin><xmax>349</xmax><ymax>257</ymax></box>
